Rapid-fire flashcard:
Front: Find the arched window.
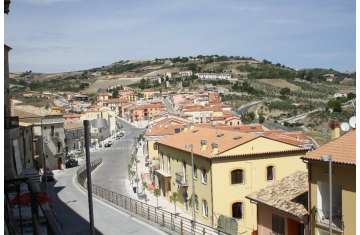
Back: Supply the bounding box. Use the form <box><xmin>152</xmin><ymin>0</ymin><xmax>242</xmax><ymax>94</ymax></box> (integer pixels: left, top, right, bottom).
<box><xmin>267</xmin><ymin>166</ymin><xmax>274</xmax><ymax>181</ymax></box>
<box><xmin>231</xmin><ymin>169</ymin><xmax>244</xmax><ymax>184</ymax></box>
<box><xmin>232</xmin><ymin>202</ymin><xmax>243</xmax><ymax>219</ymax></box>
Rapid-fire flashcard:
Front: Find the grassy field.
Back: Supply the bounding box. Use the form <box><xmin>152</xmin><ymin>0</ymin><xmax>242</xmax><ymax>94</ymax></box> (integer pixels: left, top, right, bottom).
<box><xmin>257</xmin><ymin>79</ymin><xmax>300</xmax><ymax>91</ymax></box>
<box><xmin>83</xmin><ymin>77</ymin><xmax>142</xmax><ymax>93</ymax></box>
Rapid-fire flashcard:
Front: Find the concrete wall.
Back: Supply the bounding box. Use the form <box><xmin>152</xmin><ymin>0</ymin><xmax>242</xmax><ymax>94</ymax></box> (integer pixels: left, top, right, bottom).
<box><xmin>309</xmin><ymin>161</ymin><xmax>355</xmax><ymax>235</ymax></box>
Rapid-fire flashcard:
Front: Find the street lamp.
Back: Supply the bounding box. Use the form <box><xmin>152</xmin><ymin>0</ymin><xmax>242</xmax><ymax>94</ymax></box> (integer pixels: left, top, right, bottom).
<box><xmin>185</xmin><ymin>144</ymin><xmax>196</xmax><ymax>227</ymax></box>
<box><xmin>320</xmin><ymin>155</ymin><xmax>332</xmax><ymax>235</ymax></box>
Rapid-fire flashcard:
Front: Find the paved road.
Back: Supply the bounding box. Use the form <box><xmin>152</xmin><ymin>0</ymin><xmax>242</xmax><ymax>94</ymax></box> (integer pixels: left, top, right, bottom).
<box><xmin>49</xmin><ymin>166</ymin><xmax>165</xmax><ymax>235</ymax></box>
<box><xmin>91</xmin><ymin>120</ymin><xmax>144</xmax><ymax>196</ymax></box>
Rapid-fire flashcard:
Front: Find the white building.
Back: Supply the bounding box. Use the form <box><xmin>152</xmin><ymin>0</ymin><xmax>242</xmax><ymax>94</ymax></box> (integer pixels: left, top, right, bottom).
<box><xmin>179</xmin><ymin>70</ymin><xmax>193</xmax><ymax>77</ymax></box>
<box><xmin>195</xmin><ymin>72</ymin><xmax>232</xmax><ymax>80</ymax></box>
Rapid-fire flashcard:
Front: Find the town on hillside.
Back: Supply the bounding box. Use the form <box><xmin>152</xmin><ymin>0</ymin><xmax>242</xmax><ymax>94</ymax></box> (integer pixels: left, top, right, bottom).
<box><xmin>4</xmin><ymin>1</ymin><xmax>356</xmax><ymax>235</ymax></box>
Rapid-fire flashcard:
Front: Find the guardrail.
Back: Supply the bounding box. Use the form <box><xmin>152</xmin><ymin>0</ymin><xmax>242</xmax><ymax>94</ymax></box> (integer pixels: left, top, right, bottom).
<box><xmin>76</xmin><ymin>159</ymin><xmax>228</xmax><ymax>235</ymax></box>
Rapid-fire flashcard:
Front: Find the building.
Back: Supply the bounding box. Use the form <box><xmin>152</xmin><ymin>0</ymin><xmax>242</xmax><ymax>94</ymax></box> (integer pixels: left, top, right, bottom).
<box><xmin>64</xmin><ymin>120</ymin><xmax>84</xmax><ymax>156</ymax></box>
<box><xmin>143</xmin><ymin>89</ymin><xmax>161</xmax><ymax>100</ymax></box>
<box><xmin>179</xmin><ymin>70</ymin><xmax>193</xmax><ymax>77</ymax></box>
<box><xmin>12</xmin><ymin>107</ymin><xmax>66</xmax><ymax>171</ymax></box>
<box><xmin>155</xmin><ymin>126</ymin><xmax>308</xmax><ymax>234</ymax></box>
<box><xmin>96</xmin><ymin>92</ymin><xmax>111</xmax><ymax>106</ymax></box>
<box><xmin>302</xmin><ymin>130</ymin><xmax>355</xmax><ymax>235</ymax></box>
<box><xmin>130</xmin><ymin>102</ymin><xmax>166</xmax><ymax>122</ymax></box>
<box><xmin>195</xmin><ymin>72</ymin><xmax>232</xmax><ymax>80</ymax></box>
<box><xmin>247</xmin><ymin>171</ymin><xmax>309</xmax><ymax>235</ymax></box>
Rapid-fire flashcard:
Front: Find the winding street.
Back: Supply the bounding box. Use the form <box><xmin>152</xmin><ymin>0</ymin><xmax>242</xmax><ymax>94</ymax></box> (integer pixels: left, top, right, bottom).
<box><xmin>47</xmin><ymin>120</ymin><xmax>163</xmax><ymax>235</ymax></box>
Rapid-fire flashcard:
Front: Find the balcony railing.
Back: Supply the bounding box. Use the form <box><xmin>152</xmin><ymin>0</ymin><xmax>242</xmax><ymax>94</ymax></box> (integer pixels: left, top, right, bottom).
<box><xmin>175</xmin><ymin>172</ymin><xmax>188</xmax><ymax>186</ymax></box>
<box><xmin>316</xmin><ymin>208</ymin><xmax>343</xmax><ymax>231</ymax></box>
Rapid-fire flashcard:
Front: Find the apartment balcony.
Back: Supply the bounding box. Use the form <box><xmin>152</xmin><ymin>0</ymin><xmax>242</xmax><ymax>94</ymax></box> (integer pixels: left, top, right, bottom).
<box><xmin>175</xmin><ymin>172</ymin><xmax>188</xmax><ymax>187</ymax></box>
<box><xmin>316</xmin><ymin>208</ymin><xmax>343</xmax><ymax>232</ymax></box>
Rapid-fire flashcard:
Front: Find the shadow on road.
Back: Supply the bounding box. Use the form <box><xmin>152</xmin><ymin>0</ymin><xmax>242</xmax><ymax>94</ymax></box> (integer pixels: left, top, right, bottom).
<box><xmin>47</xmin><ymin>181</ymin><xmax>104</xmax><ymax>235</ymax></box>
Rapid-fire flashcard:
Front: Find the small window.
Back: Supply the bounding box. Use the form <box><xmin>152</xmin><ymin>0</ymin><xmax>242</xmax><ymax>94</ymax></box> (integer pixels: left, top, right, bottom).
<box><xmin>272</xmin><ymin>214</ymin><xmax>285</xmax><ymax>235</ymax></box>
<box><xmin>57</xmin><ymin>142</ymin><xmax>61</xmax><ymax>153</ymax></box>
<box><xmin>194</xmin><ymin>195</ymin><xmax>199</xmax><ymax>211</ymax></box>
<box><xmin>267</xmin><ymin>166</ymin><xmax>274</xmax><ymax>181</ymax></box>
<box><xmin>193</xmin><ymin>165</ymin><xmax>198</xmax><ymax>179</ymax></box>
<box><xmin>231</xmin><ymin>169</ymin><xmax>244</xmax><ymax>184</ymax></box>
<box><xmin>51</xmin><ymin>126</ymin><xmax>55</xmax><ymax>136</ymax></box>
<box><xmin>201</xmin><ymin>169</ymin><xmax>207</xmax><ymax>184</ymax></box>
<box><xmin>153</xmin><ymin>143</ymin><xmax>158</xmax><ymax>150</ymax></box>
<box><xmin>232</xmin><ymin>202</ymin><xmax>243</xmax><ymax>219</ymax></box>
<box><xmin>202</xmin><ymin>200</ymin><xmax>208</xmax><ymax>217</ymax></box>
<box><xmin>175</xmin><ymin>128</ymin><xmax>181</xmax><ymax>133</ymax></box>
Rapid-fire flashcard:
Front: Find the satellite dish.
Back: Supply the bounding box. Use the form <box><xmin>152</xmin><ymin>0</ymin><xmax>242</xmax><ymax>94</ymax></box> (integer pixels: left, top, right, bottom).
<box><xmin>340</xmin><ymin>122</ymin><xmax>350</xmax><ymax>132</ymax></box>
<box><xmin>349</xmin><ymin>116</ymin><xmax>356</xmax><ymax>129</ymax></box>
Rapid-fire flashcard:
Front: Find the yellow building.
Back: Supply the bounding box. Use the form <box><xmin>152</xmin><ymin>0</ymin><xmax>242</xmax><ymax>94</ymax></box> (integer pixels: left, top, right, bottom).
<box><xmin>144</xmin><ymin>115</ymin><xmax>190</xmax><ymax>161</ymax></box>
<box><xmin>303</xmin><ymin>130</ymin><xmax>355</xmax><ymax>235</ymax></box>
<box><xmin>143</xmin><ymin>89</ymin><xmax>161</xmax><ymax>100</ymax></box>
<box><xmin>156</xmin><ymin>126</ymin><xmax>308</xmax><ymax>234</ymax></box>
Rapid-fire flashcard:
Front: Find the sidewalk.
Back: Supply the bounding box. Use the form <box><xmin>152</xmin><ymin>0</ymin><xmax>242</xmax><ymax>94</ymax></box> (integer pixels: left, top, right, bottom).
<box><xmin>131</xmin><ymin>141</ymin><xmax>192</xmax><ymax>220</ymax></box>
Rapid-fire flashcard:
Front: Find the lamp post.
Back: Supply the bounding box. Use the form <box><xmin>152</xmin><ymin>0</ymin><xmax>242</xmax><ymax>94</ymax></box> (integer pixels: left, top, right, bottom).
<box><xmin>185</xmin><ymin>144</ymin><xmax>196</xmax><ymax>227</ymax></box>
<box><xmin>320</xmin><ymin>155</ymin><xmax>332</xmax><ymax>235</ymax></box>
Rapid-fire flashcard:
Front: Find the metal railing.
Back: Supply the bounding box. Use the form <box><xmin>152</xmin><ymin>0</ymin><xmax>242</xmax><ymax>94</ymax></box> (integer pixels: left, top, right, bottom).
<box><xmin>76</xmin><ymin>159</ymin><xmax>228</xmax><ymax>235</ymax></box>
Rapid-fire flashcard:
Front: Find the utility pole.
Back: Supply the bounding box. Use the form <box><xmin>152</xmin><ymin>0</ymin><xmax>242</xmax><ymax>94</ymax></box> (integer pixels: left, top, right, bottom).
<box><xmin>84</xmin><ymin>120</ymin><xmax>95</xmax><ymax>235</ymax></box>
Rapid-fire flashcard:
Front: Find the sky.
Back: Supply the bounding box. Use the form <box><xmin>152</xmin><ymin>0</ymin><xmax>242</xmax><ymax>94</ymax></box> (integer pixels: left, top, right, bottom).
<box><xmin>5</xmin><ymin>0</ymin><xmax>356</xmax><ymax>73</ymax></box>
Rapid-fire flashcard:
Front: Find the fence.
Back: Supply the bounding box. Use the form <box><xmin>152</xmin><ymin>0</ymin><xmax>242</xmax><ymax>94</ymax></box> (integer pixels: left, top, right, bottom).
<box><xmin>76</xmin><ymin>159</ymin><xmax>228</xmax><ymax>235</ymax></box>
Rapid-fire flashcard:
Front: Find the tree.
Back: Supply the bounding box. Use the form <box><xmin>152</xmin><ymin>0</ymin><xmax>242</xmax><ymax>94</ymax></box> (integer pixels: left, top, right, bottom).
<box><xmin>327</xmin><ymin>99</ymin><xmax>342</xmax><ymax>113</ymax></box>
<box><xmin>112</xmin><ymin>89</ymin><xmax>119</xmax><ymax>98</ymax></box>
<box><xmin>142</xmin><ymin>181</ymin><xmax>148</xmax><ymax>194</ymax></box>
<box><xmin>258</xmin><ymin>114</ymin><xmax>265</xmax><ymax>124</ymax></box>
<box><xmin>242</xmin><ymin>112</ymin><xmax>255</xmax><ymax>124</ymax></box>
<box><xmin>170</xmin><ymin>192</ymin><xmax>178</xmax><ymax>214</ymax></box>
<box><xmin>153</xmin><ymin>188</ymin><xmax>161</xmax><ymax>208</ymax></box>
<box><xmin>280</xmin><ymin>88</ymin><xmax>291</xmax><ymax>97</ymax></box>
<box><xmin>347</xmin><ymin>92</ymin><xmax>356</xmax><ymax>100</ymax></box>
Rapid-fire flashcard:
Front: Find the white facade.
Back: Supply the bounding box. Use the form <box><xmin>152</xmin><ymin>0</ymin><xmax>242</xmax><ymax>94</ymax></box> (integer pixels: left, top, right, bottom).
<box><xmin>195</xmin><ymin>73</ymin><xmax>232</xmax><ymax>80</ymax></box>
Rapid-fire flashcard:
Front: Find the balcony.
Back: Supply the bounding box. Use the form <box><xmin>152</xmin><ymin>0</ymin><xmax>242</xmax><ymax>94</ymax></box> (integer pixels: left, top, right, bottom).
<box><xmin>316</xmin><ymin>208</ymin><xmax>343</xmax><ymax>232</ymax></box>
<box><xmin>175</xmin><ymin>172</ymin><xmax>188</xmax><ymax>187</ymax></box>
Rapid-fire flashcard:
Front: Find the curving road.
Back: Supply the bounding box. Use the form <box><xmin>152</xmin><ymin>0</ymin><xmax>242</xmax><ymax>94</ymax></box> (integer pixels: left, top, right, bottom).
<box><xmin>48</xmin><ymin>120</ymin><xmax>163</xmax><ymax>235</ymax></box>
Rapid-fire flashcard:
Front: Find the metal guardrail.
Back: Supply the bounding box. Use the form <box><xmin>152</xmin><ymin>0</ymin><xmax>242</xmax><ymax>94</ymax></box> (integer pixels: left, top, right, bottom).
<box><xmin>76</xmin><ymin>159</ymin><xmax>228</xmax><ymax>235</ymax></box>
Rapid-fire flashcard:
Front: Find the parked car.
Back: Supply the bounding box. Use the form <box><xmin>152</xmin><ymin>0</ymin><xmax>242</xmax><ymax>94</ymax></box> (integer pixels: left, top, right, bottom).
<box><xmin>65</xmin><ymin>158</ymin><xmax>78</xmax><ymax>168</ymax></box>
<box><xmin>41</xmin><ymin>168</ymin><xmax>54</xmax><ymax>182</ymax></box>
<box><xmin>104</xmin><ymin>141</ymin><xmax>113</xmax><ymax>148</ymax></box>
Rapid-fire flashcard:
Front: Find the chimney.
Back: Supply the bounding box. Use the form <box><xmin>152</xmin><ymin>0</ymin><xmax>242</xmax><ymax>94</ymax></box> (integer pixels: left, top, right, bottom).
<box><xmin>200</xmin><ymin>139</ymin><xmax>208</xmax><ymax>151</ymax></box>
<box><xmin>329</xmin><ymin>120</ymin><xmax>340</xmax><ymax>139</ymax></box>
<box><xmin>211</xmin><ymin>143</ymin><xmax>219</xmax><ymax>155</ymax></box>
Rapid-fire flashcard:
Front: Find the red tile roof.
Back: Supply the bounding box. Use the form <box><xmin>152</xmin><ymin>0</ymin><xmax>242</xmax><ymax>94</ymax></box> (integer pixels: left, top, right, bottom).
<box><xmin>303</xmin><ymin>130</ymin><xmax>355</xmax><ymax>165</ymax></box>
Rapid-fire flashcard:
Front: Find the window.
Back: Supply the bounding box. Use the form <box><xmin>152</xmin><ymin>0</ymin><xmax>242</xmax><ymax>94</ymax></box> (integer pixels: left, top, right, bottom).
<box><xmin>161</xmin><ymin>154</ymin><xmax>164</xmax><ymax>170</ymax></box>
<box><xmin>231</xmin><ymin>169</ymin><xmax>244</xmax><ymax>184</ymax></box>
<box><xmin>153</xmin><ymin>143</ymin><xmax>158</xmax><ymax>150</ymax></box>
<box><xmin>175</xmin><ymin>128</ymin><xmax>181</xmax><ymax>133</ymax></box>
<box><xmin>201</xmin><ymin>169</ymin><xmax>207</xmax><ymax>184</ymax></box>
<box><xmin>232</xmin><ymin>202</ymin><xmax>243</xmax><ymax>219</ymax></box>
<box><xmin>193</xmin><ymin>165</ymin><xmax>198</xmax><ymax>179</ymax></box>
<box><xmin>182</xmin><ymin>162</ymin><xmax>186</xmax><ymax>182</ymax></box>
<box><xmin>272</xmin><ymin>214</ymin><xmax>285</xmax><ymax>235</ymax></box>
<box><xmin>194</xmin><ymin>195</ymin><xmax>199</xmax><ymax>211</ymax></box>
<box><xmin>57</xmin><ymin>142</ymin><xmax>61</xmax><ymax>153</ymax></box>
<box><xmin>267</xmin><ymin>166</ymin><xmax>274</xmax><ymax>181</ymax></box>
<box><xmin>202</xmin><ymin>200</ymin><xmax>208</xmax><ymax>217</ymax></box>
<box><xmin>167</xmin><ymin>157</ymin><xmax>171</xmax><ymax>173</ymax></box>
<box><xmin>51</xmin><ymin>126</ymin><xmax>55</xmax><ymax>136</ymax></box>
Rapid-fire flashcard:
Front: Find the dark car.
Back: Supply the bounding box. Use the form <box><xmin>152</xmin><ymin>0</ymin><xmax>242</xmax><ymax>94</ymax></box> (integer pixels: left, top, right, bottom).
<box><xmin>41</xmin><ymin>168</ymin><xmax>54</xmax><ymax>182</ymax></box>
<box><xmin>65</xmin><ymin>158</ymin><xmax>78</xmax><ymax>168</ymax></box>
<box><xmin>104</xmin><ymin>141</ymin><xmax>113</xmax><ymax>147</ymax></box>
